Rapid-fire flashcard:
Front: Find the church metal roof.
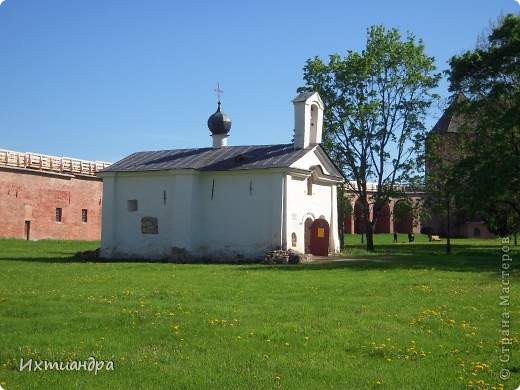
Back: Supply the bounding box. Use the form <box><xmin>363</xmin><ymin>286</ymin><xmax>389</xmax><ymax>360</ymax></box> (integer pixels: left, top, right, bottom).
<box><xmin>101</xmin><ymin>144</ymin><xmax>319</xmax><ymax>173</ymax></box>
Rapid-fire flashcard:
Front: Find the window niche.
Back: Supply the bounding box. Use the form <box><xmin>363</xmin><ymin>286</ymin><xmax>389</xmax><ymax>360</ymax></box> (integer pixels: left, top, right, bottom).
<box><xmin>81</xmin><ymin>209</ymin><xmax>88</xmax><ymax>223</ymax></box>
<box><xmin>307</xmin><ymin>177</ymin><xmax>313</xmax><ymax>196</ymax></box>
<box><xmin>127</xmin><ymin>200</ymin><xmax>138</xmax><ymax>212</ymax></box>
<box><xmin>55</xmin><ymin>208</ymin><xmax>63</xmax><ymax>222</ymax></box>
<box><xmin>291</xmin><ymin>232</ymin><xmax>297</xmax><ymax>247</ymax></box>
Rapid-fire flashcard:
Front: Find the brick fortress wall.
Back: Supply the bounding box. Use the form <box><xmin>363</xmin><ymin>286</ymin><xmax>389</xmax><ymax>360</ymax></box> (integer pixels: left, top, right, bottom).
<box><xmin>0</xmin><ymin>150</ymin><xmax>110</xmax><ymax>241</ymax></box>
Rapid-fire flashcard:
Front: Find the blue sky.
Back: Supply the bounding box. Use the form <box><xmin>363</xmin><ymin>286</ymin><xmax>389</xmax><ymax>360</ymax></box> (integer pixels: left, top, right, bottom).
<box><xmin>0</xmin><ymin>1</ymin><xmax>518</xmax><ymax>163</ymax></box>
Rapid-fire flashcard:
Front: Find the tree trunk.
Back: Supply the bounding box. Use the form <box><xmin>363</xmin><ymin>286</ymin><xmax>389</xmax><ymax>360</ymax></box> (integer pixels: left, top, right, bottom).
<box><xmin>337</xmin><ymin>190</ymin><xmax>345</xmax><ymax>250</ymax></box>
<box><xmin>446</xmin><ymin>198</ymin><xmax>451</xmax><ymax>254</ymax></box>
<box><xmin>366</xmin><ymin>220</ymin><xmax>375</xmax><ymax>251</ymax></box>
<box><xmin>360</xmin><ymin>194</ymin><xmax>375</xmax><ymax>251</ymax></box>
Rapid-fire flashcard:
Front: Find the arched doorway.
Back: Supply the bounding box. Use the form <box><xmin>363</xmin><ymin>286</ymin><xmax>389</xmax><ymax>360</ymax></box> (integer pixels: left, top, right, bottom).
<box><xmin>304</xmin><ymin>217</ymin><xmax>313</xmax><ymax>254</ymax></box>
<box><xmin>473</xmin><ymin>227</ymin><xmax>481</xmax><ymax>238</ymax></box>
<box><xmin>393</xmin><ymin>199</ymin><xmax>414</xmax><ymax>233</ymax></box>
<box><xmin>310</xmin><ymin>218</ymin><xmax>330</xmax><ymax>256</ymax></box>
<box><xmin>374</xmin><ymin>201</ymin><xmax>391</xmax><ymax>233</ymax></box>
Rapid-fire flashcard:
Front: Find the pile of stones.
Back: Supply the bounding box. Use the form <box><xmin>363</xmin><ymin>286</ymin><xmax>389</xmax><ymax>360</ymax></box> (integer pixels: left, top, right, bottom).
<box><xmin>263</xmin><ymin>249</ymin><xmax>313</xmax><ymax>264</ymax></box>
<box><xmin>74</xmin><ymin>248</ymin><xmax>100</xmax><ymax>260</ymax></box>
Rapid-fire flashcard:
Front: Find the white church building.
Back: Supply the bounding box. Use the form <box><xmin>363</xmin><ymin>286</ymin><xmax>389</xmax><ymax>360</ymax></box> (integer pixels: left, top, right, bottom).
<box><xmin>98</xmin><ymin>92</ymin><xmax>344</xmax><ymax>261</ymax></box>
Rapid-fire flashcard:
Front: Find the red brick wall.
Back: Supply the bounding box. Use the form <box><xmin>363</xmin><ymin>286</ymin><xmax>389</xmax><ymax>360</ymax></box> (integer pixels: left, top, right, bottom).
<box><xmin>0</xmin><ymin>167</ymin><xmax>103</xmax><ymax>241</ymax></box>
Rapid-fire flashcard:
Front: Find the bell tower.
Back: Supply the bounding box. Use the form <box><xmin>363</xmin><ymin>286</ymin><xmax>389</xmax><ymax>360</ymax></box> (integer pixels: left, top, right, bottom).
<box><xmin>292</xmin><ymin>92</ymin><xmax>324</xmax><ymax>149</ymax></box>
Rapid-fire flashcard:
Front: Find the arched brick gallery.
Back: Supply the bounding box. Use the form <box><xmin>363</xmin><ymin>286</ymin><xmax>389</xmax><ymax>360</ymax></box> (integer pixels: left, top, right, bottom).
<box><xmin>374</xmin><ymin>201</ymin><xmax>391</xmax><ymax>233</ymax></box>
<box><xmin>393</xmin><ymin>199</ymin><xmax>414</xmax><ymax>233</ymax></box>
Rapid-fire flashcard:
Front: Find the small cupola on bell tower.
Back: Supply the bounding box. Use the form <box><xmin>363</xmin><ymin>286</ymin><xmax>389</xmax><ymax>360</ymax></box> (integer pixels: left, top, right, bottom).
<box><xmin>292</xmin><ymin>91</ymin><xmax>324</xmax><ymax>149</ymax></box>
<box><xmin>207</xmin><ymin>83</ymin><xmax>232</xmax><ymax>148</ymax></box>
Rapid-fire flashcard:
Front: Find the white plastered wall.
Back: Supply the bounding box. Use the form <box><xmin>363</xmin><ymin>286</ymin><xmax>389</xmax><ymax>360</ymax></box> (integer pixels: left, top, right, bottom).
<box><xmin>197</xmin><ymin>170</ymin><xmax>284</xmax><ymax>260</ymax></box>
<box><xmin>284</xmin><ymin>148</ymin><xmax>341</xmax><ymax>254</ymax></box>
<box><xmin>100</xmin><ymin>169</ymin><xmax>285</xmax><ymax>260</ymax></box>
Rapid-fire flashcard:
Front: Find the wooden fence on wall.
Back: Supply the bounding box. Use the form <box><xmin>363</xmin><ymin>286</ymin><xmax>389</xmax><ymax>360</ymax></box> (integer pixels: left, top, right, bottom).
<box><xmin>0</xmin><ymin>149</ymin><xmax>111</xmax><ymax>176</ymax></box>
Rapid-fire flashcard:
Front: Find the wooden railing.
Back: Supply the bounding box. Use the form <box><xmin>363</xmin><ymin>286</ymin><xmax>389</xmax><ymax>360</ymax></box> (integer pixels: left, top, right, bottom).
<box><xmin>346</xmin><ymin>181</ymin><xmax>425</xmax><ymax>193</ymax></box>
<box><xmin>0</xmin><ymin>149</ymin><xmax>111</xmax><ymax>176</ymax></box>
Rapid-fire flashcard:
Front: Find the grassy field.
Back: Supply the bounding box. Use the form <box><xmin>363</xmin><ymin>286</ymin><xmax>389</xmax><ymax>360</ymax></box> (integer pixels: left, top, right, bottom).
<box><xmin>0</xmin><ymin>236</ymin><xmax>518</xmax><ymax>389</ymax></box>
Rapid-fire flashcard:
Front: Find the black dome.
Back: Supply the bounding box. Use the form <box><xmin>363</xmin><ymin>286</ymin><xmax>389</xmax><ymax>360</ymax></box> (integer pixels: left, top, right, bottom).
<box><xmin>207</xmin><ymin>103</ymin><xmax>232</xmax><ymax>135</ymax></box>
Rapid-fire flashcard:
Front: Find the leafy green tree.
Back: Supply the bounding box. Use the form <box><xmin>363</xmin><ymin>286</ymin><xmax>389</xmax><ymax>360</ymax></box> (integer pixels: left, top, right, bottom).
<box><xmin>448</xmin><ymin>13</ymin><xmax>520</xmax><ymax>238</ymax></box>
<box><xmin>299</xmin><ymin>25</ymin><xmax>440</xmax><ymax>251</ymax></box>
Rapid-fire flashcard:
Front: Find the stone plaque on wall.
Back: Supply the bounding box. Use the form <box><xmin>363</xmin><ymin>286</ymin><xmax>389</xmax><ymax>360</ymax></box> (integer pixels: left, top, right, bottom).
<box><xmin>141</xmin><ymin>217</ymin><xmax>158</xmax><ymax>234</ymax></box>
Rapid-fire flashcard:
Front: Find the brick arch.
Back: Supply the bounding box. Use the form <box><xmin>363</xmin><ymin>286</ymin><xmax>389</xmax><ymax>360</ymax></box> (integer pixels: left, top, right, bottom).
<box><xmin>374</xmin><ymin>201</ymin><xmax>391</xmax><ymax>233</ymax></box>
<box><xmin>393</xmin><ymin>199</ymin><xmax>414</xmax><ymax>233</ymax></box>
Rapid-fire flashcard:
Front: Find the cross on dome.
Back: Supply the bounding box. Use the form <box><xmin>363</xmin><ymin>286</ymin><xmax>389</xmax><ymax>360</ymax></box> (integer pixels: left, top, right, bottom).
<box><xmin>214</xmin><ymin>83</ymin><xmax>224</xmax><ymax>104</ymax></box>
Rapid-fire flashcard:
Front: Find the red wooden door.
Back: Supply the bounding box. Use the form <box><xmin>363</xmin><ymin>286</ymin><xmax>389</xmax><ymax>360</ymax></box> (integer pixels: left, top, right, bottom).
<box><xmin>310</xmin><ymin>218</ymin><xmax>329</xmax><ymax>256</ymax></box>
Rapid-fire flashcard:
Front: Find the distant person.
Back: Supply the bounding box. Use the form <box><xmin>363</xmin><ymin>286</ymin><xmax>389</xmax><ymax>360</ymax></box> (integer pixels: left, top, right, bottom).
<box><xmin>393</xmin><ymin>232</ymin><xmax>398</xmax><ymax>243</ymax></box>
<box><xmin>408</xmin><ymin>233</ymin><xmax>412</xmax><ymax>242</ymax></box>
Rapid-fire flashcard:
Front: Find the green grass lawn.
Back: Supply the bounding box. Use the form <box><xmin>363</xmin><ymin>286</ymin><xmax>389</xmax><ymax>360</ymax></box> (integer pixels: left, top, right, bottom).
<box><xmin>0</xmin><ymin>237</ymin><xmax>518</xmax><ymax>389</ymax></box>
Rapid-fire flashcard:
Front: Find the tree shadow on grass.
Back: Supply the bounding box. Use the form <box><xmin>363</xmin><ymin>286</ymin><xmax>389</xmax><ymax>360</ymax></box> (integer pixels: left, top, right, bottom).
<box><xmin>0</xmin><ymin>256</ymin><xmax>87</xmax><ymax>263</ymax></box>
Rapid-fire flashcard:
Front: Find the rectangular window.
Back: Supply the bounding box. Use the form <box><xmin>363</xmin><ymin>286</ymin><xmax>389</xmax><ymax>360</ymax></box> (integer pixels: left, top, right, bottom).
<box><xmin>81</xmin><ymin>209</ymin><xmax>88</xmax><ymax>223</ymax></box>
<box><xmin>307</xmin><ymin>177</ymin><xmax>313</xmax><ymax>196</ymax></box>
<box><xmin>56</xmin><ymin>208</ymin><xmax>62</xmax><ymax>222</ymax></box>
<box><xmin>127</xmin><ymin>200</ymin><xmax>138</xmax><ymax>212</ymax></box>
